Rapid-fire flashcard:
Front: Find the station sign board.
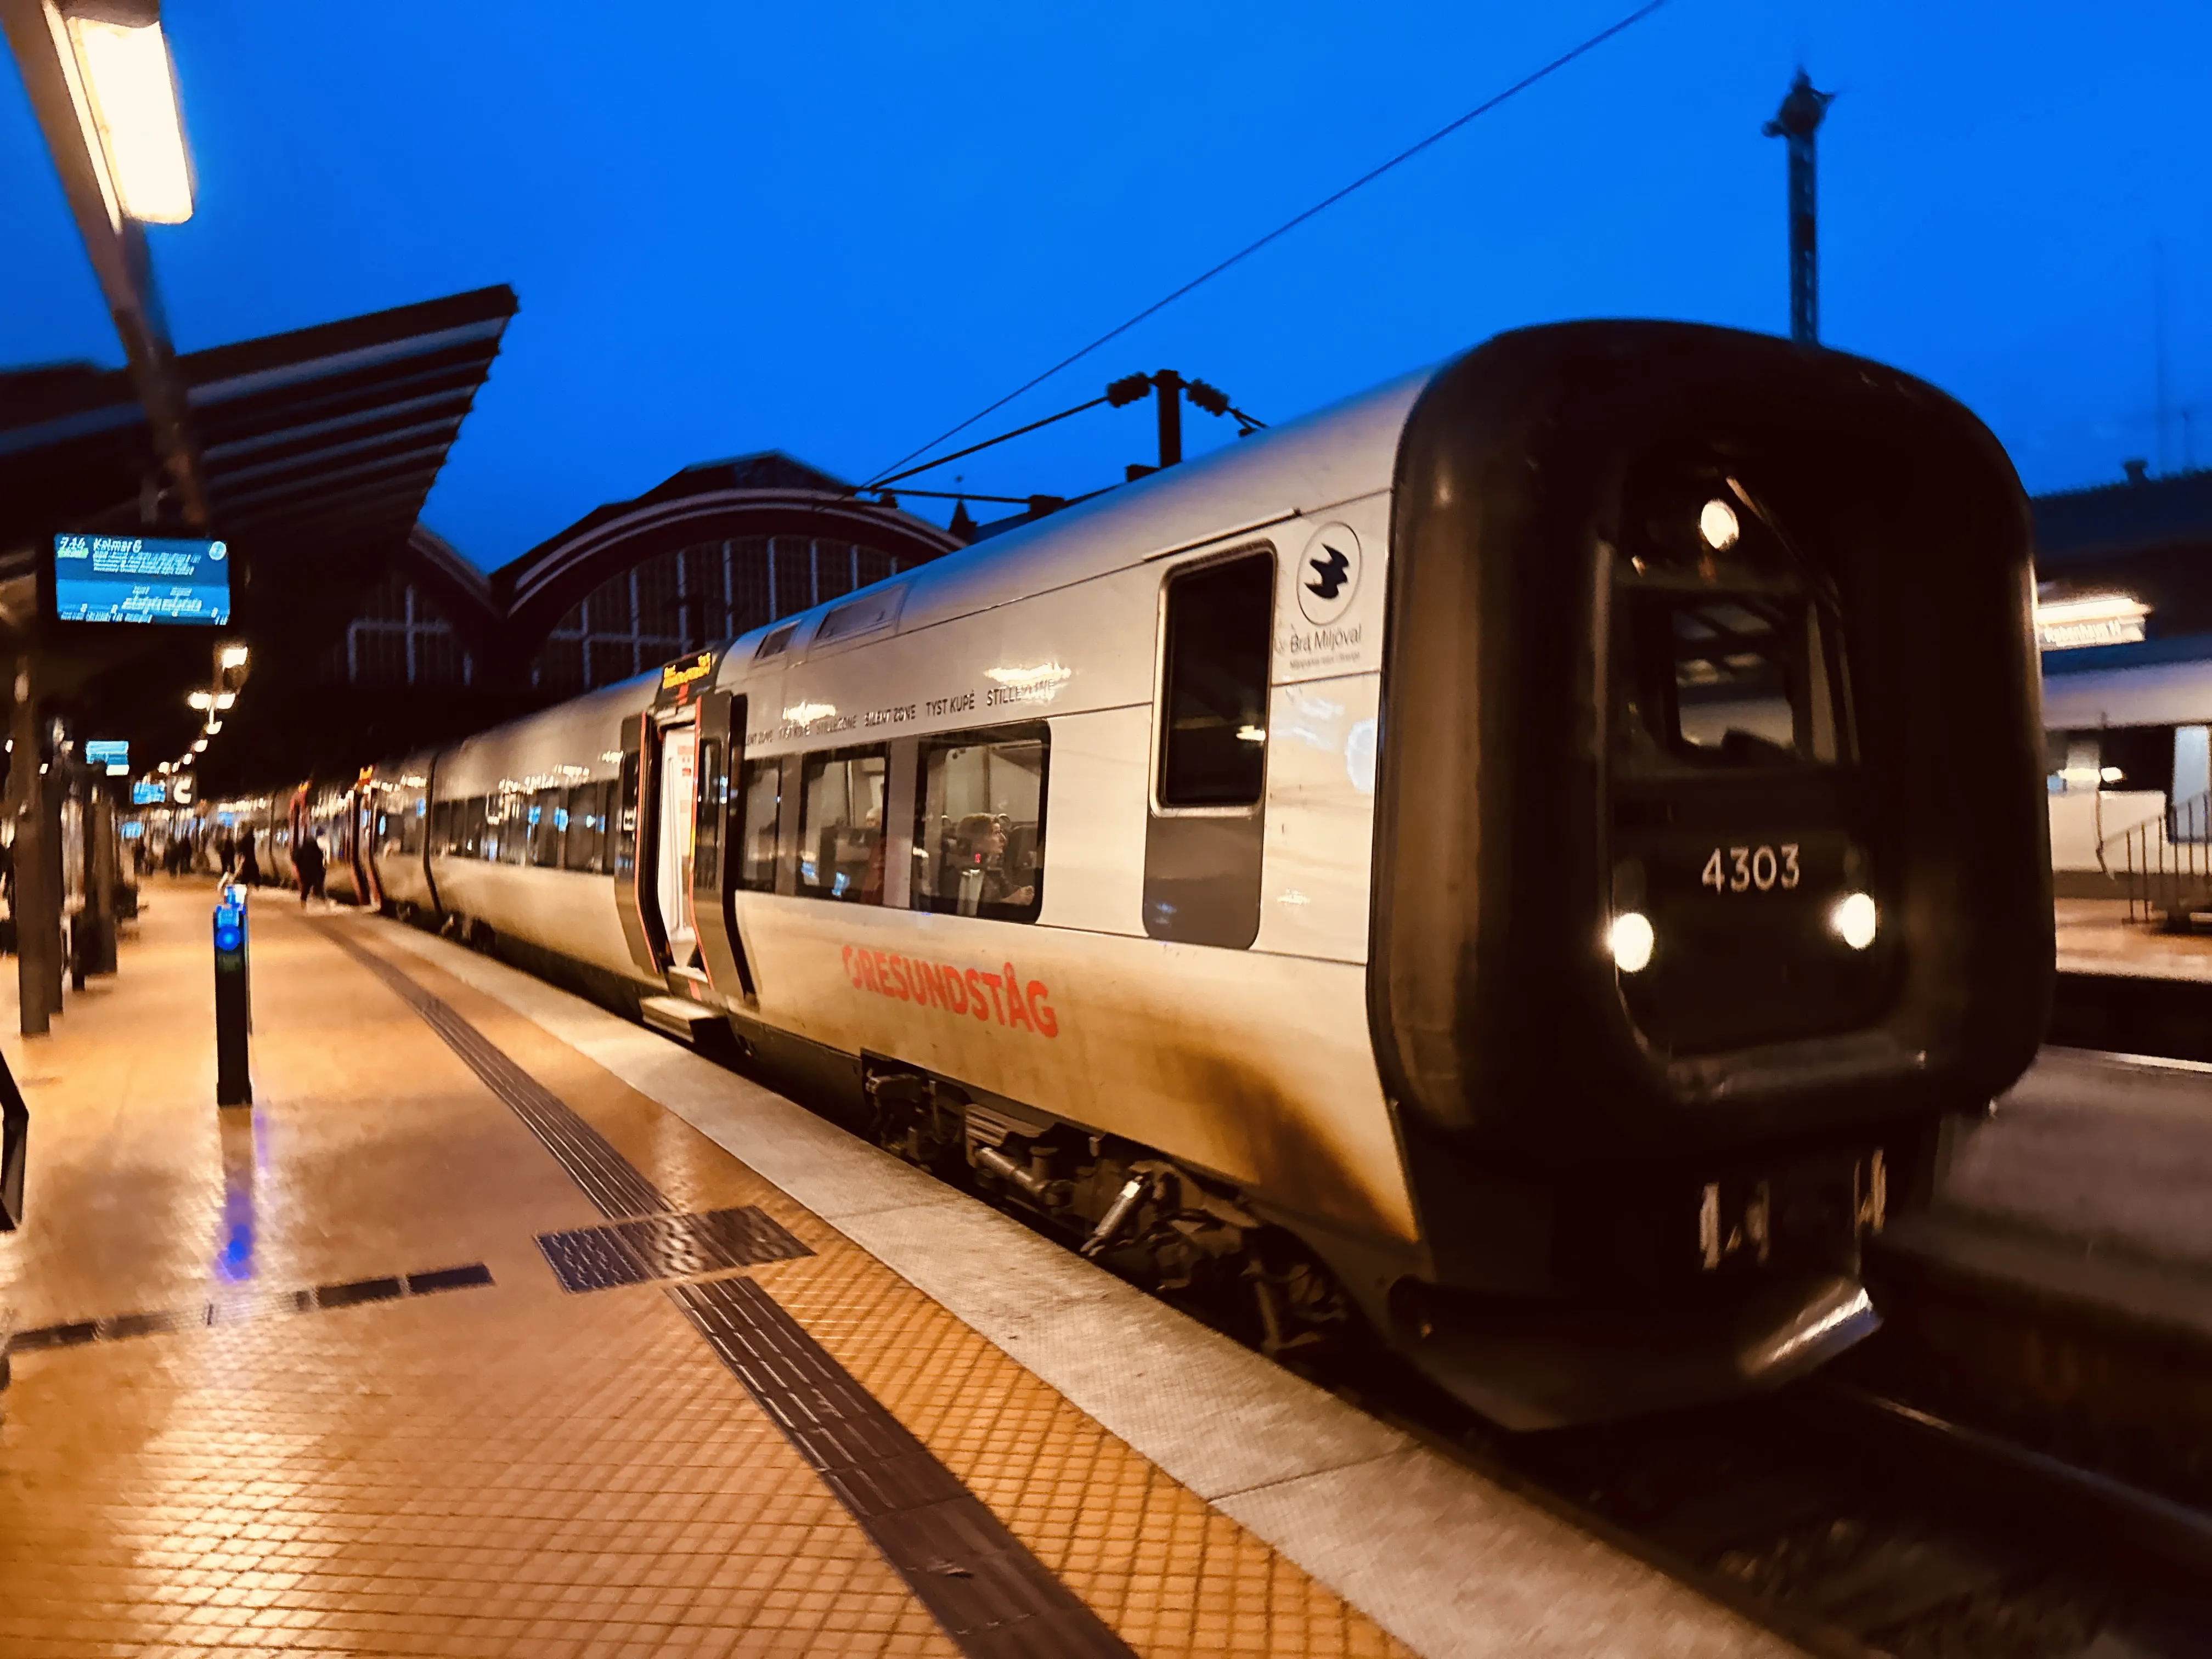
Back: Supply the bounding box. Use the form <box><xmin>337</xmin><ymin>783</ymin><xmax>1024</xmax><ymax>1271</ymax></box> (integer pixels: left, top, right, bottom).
<box><xmin>132</xmin><ymin>780</ymin><xmax>166</xmax><ymax>804</ymax></box>
<box><xmin>86</xmin><ymin>739</ymin><xmax>129</xmax><ymax>775</ymax></box>
<box><xmin>52</xmin><ymin>533</ymin><xmax>232</xmax><ymax>626</ymax></box>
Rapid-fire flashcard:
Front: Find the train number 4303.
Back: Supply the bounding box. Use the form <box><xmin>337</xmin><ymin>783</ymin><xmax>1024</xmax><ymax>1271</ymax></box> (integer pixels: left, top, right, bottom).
<box><xmin>1701</xmin><ymin>844</ymin><xmax>1801</xmax><ymax>894</ymax></box>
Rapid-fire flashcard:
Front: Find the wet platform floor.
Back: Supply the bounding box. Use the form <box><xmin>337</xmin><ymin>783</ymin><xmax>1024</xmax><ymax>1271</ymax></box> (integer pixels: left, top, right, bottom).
<box><xmin>0</xmin><ymin>883</ymin><xmax>1784</xmax><ymax>1659</ymax></box>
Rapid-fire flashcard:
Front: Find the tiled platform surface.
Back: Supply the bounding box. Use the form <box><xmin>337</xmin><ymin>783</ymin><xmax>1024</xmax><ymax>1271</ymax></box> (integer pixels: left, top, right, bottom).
<box><xmin>0</xmin><ymin>883</ymin><xmax>1789</xmax><ymax>1659</ymax></box>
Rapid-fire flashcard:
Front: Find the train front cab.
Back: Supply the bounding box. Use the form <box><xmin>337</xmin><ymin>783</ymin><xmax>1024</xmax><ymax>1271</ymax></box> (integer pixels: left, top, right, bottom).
<box><xmin>1368</xmin><ymin>322</ymin><xmax>2052</xmax><ymax>1428</ymax></box>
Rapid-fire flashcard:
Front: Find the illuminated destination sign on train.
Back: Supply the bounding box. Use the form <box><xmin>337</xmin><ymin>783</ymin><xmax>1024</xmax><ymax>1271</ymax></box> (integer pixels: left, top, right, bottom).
<box><xmin>2034</xmin><ymin>594</ymin><xmax>2148</xmax><ymax>651</ymax></box>
<box><xmin>54</xmin><ymin>534</ymin><xmax>232</xmax><ymax>625</ymax></box>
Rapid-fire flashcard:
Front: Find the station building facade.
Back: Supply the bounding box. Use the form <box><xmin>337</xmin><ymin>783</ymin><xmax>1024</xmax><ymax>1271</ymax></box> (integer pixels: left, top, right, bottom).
<box><xmin>303</xmin><ymin>453</ymin><xmax>962</xmax><ymax>760</ymax></box>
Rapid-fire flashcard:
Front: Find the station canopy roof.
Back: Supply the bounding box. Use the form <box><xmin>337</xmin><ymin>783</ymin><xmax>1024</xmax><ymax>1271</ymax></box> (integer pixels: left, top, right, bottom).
<box><xmin>0</xmin><ymin>285</ymin><xmax>516</xmax><ymax>773</ymax></box>
<box><xmin>0</xmin><ymin>284</ymin><xmax>515</xmax><ymax>629</ymax></box>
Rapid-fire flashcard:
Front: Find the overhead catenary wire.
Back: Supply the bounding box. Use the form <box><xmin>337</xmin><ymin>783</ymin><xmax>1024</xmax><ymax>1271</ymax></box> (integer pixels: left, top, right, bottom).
<box><xmin>861</xmin><ymin>0</ymin><xmax>1672</xmax><ymax>489</ymax></box>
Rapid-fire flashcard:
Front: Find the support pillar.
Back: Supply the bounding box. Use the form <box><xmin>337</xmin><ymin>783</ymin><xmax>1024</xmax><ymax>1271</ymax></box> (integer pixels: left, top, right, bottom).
<box><xmin>8</xmin><ymin>657</ymin><xmax>61</xmax><ymax>1035</ymax></box>
<box><xmin>84</xmin><ymin>787</ymin><xmax>117</xmax><ymax>977</ymax></box>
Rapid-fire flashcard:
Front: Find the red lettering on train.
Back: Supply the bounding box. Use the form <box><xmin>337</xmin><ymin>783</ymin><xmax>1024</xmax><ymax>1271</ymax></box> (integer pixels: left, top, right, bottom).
<box><xmin>1001</xmin><ymin>963</ymin><xmax>1033</xmax><ymax>1032</ymax></box>
<box><xmin>842</xmin><ymin>944</ymin><xmax>1057</xmax><ymax>1037</ymax></box>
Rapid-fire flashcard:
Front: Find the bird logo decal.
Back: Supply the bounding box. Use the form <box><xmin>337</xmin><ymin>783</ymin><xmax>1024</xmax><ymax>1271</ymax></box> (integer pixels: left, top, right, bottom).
<box><xmin>1295</xmin><ymin>524</ymin><xmax>1361</xmax><ymax>626</ymax></box>
<box><xmin>1306</xmin><ymin>545</ymin><xmax>1351</xmax><ymax>602</ymax></box>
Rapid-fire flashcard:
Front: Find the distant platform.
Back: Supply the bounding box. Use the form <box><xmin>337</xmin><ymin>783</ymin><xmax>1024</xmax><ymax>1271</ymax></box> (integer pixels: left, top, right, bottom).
<box><xmin>2055</xmin><ymin>896</ymin><xmax>2212</xmax><ymax>981</ymax></box>
<box><xmin>0</xmin><ymin>879</ymin><xmax>1787</xmax><ymax>1659</ymax></box>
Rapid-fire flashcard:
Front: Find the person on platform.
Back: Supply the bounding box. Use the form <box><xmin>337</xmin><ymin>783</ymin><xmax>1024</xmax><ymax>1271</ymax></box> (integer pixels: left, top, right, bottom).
<box><xmin>217</xmin><ymin>831</ymin><xmax>235</xmax><ymax>877</ymax></box>
<box><xmin>294</xmin><ymin>832</ymin><xmax>326</xmax><ymax>907</ymax></box>
<box><xmin>237</xmin><ymin>831</ymin><xmax>261</xmax><ymax>888</ymax></box>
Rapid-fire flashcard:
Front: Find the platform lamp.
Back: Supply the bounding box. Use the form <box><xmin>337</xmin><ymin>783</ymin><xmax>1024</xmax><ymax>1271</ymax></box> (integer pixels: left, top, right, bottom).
<box><xmin>39</xmin><ymin>0</ymin><xmax>195</xmax><ymax>227</ymax></box>
<box><xmin>2</xmin><ymin>0</ymin><xmax>207</xmax><ymax>525</ymax></box>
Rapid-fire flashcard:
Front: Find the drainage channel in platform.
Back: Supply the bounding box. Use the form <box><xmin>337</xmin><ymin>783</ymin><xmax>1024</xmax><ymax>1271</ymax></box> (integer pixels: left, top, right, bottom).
<box><xmin>5</xmin><ymin>1262</ymin><xmax>496</xmax><ymax>1355</ymax></box>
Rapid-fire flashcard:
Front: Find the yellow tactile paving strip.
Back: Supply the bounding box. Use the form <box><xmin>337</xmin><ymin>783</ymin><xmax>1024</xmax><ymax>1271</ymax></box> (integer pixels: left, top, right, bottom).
<box><xmin>0</xmin><ymin>881</ymin><xmax>1414</xmax><ymax>1659</ymax></box>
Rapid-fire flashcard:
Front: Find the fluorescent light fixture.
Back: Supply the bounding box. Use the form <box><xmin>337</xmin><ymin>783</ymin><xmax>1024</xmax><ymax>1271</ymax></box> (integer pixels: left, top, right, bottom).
<box><xmin>189</xmin><ymin>737</ymin><xmax>206</xmax><ymax>753</ymax></box>
<box><xmin>214</xmin><ymin>690</ymin><xmax>235</xmax><ymax>709</ymax></box>
<box><xmin>48</xmin><ymin>3</ymin><xmax>194</xmax><ymax>225</ymax></box>
<box><xmin>187</xmin><ymin>689</ymin><xmax>212</xmax><ymax>709</ymax></box>
<box><xmin>204</xmin><ymin>719</ymin><xmax>221</xmax><ymax>735</ymax></box>
<box><xmin>2034</xmin><ymin>593</ymin><xmax>2149</xmax><ymax>651</ymax></box>
<box><xmin>218</xmin><ymin>643</ymin><xmax>249</xmax><ymax>669</ymax></box>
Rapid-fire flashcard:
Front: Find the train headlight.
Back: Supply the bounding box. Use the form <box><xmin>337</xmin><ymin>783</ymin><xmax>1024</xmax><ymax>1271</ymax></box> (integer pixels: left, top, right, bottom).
<box><xmin>1831</xmin><ymin>891</ymin><xmax>1877</xmax><ymax>950</ymax></box>
<box><xmin>1608</xmin><ymin>911</ymin><xmax>1655</xmax><ymax>974</ymax></box>
<box><xmin>1698</xmin><ymin>498</ymin><xmax>1740</xmax><ymax>551</ymax></box>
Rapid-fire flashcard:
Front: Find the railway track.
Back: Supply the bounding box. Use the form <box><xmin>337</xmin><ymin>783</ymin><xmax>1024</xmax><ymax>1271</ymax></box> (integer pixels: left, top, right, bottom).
<box><xmin>1339</xmin><ymin>1353</ymin><xmax>2212</xmax><ymax>1658</ymax></box>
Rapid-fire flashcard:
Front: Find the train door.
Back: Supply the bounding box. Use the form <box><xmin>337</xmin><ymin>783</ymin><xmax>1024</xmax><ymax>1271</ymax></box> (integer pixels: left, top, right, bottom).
<box><xmin>353</xmin><ymin>783</ymin><xmax>382</xmax><ymax>910</ymax></box>
<box><xmin>689</xmin><ymin>690</ymin><xmax>755</xmax><ymax>999</ymax></box>
<box><xmin>617</xmin><ymin>649</ymin><xmax>736</xmax><ymax>996</ymax></box>
<box><xmin>613</xmin><ymin>716</ymin><xmax>658</xmax><ymax>974</ymax></box>
<box><xmin>654</xmin><ymin>718</ymin><xmax>702</xmax><ymax>972</ymax></box>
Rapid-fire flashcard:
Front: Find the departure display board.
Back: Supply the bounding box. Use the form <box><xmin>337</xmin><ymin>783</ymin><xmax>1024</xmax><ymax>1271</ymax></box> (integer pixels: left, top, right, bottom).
<box><xmin>53</xmin><ymin>534</ymin><xmax>232</xmax><ymax>625</ymax></box>
<box><xmin>86</xmin><ymin>740</ymin><xmax>129</xmax><ymax>775</ymax></box>
<box><xmin>132</xmin><ymin>780</ymin><xmax>166</xmax><ymax>805</ymax></box>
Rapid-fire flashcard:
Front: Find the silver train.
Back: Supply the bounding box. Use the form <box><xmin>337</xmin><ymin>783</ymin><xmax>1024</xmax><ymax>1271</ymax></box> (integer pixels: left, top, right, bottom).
<box><xmin>334</xmin><ymin>323</ymin><xmax>2050</xmax><ymax>1427</ymax></box>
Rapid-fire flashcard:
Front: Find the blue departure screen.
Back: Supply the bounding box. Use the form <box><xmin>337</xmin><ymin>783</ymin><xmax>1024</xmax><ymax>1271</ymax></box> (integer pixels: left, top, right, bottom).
<box><xmin>132</xmin><ymin>780</ymin><xmax>166</xmax><ymax>805</ymax></box>
<box><xmin>86</xmin><ymin>740</ymin><xmax>129</xmax><ymax>775</ymax></box>
<box><xmin>54</xmin><ymin>534</ymin><xmax>232</xmax><ymax>625</ymax></box>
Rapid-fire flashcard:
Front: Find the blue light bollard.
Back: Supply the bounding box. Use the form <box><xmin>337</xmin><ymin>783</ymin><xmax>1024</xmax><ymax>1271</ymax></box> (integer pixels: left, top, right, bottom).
<box><xmin>213</xmin><ymin>884</ymin><xmax>252</xmax><ymax>1107</ymax></box>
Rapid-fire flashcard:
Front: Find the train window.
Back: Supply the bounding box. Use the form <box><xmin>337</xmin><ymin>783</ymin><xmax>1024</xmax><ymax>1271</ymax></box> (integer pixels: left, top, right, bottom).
<box><xmin>430</xmin><ymin>800</ymin><xmax>453</xmax><ymax>854</ymax></box>
<box><xmin>528</xmin><ymin>788</ymin><xmax>563</xmax><ymax>868</ymax></box>
<box><xmin>1158</xmin><ymin>551</ymin><xmax>1274</xmax><ymax>808</ymax></box>
<box><xmin>564</xmin><ymin>783</ymin><xmax>605</xmax><ymax>873</ymax></box>
<box><xmin>693</xmin><ymin>740</ymin><xmax>724</xmax><ymax>894</ymax></box>
<box><xmin>398</xmin><ymin>799</ymin><xmax>424</xmax><ymax>856</ymax></box>
<box><xmin>797</xmin><ymin>746</ymin><xmax>886</xmax><ymax>903</ymax></box>
<box><xmin>735</xmin><ymin>759</ymin><xmax>781</xmax><ymax>892</ymax></box>
<box><xmin>486</xmin><ymin>791</ymin><xmax>525</xmax><ymax>865</ymax></box>
<box><xmin>458</xmin><ymin>797</ymin><xmax>486</xmax><ymax>858</ymax></box>
<box><xmin>1609</xmin><ymin>477</ymin><xmax>1854</xmax><ymax>773</ymax></box>
<box><xmin>911</xmin><ymin>726</ymin><xmax>1047</xmax><ymax>923</ymax></box>
<box><xmin>1612</xmin><ymin>579</ymin><xmax>1846</xmax><ymax>771</ymax></box>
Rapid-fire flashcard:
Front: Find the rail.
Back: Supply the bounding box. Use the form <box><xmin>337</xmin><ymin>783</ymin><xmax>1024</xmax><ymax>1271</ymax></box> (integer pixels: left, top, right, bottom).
<box><xmin>2103</xmin><ymin>788</ymin><xmax>2212</xmax><ymax>927</ymax></box>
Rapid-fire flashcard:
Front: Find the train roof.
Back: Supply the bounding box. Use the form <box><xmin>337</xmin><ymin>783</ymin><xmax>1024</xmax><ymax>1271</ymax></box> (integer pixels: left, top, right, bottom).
<box><xmin>716</xmin><ymin>362</ymin><xmax>1440</xmax><ymax>684</ymax></box>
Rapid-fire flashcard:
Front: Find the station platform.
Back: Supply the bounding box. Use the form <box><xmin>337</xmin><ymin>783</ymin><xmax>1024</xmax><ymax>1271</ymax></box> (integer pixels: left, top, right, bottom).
<box><xmin>1891</xmin><ymin>1040</ymin><xmax>2212</xmax><ymax>1339</ymax></box>
<box><xmin>0</xmin><ymin>881</ymin><xmax>1786</xmax><ymax>1659</ymax></box>
<box><xmin>2053</xmin><ymin>897</ymin><xmax>2212</xmax><ymax>981</ymax></box>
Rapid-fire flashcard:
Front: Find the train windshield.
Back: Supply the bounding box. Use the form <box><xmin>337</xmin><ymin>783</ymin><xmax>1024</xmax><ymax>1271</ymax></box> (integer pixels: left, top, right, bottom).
<box><xmin>1610</xmin><ymin>488</ymin><xmax>1849</xmax><ymax>772</ymax></box>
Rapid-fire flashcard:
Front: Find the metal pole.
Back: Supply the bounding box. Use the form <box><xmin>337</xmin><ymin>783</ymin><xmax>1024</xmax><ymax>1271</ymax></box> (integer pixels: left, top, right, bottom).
<box><xmin>1765</xmin><ymin>70</ymin><xmax>1834</xmax><ymax>346</ymax></box>
<box><xmin>1154</xmin><ymin>371</ymin><xmax>1184</xmax><ymax>468</ymax></box>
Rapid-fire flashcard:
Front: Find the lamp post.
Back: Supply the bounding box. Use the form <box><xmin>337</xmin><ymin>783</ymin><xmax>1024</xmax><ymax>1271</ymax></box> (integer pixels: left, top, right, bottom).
<box><xmin>0</xmin><ymin>0</ymin><xmax>207</xmax><ymax>527</ymax></box>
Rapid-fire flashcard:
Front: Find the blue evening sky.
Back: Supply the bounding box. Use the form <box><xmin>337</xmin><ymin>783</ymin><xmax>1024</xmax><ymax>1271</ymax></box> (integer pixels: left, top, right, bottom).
<box><xmin>3</xmin><ymin>2</ymin><xmax>2205</xmax><ymax>568</ymax></box>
